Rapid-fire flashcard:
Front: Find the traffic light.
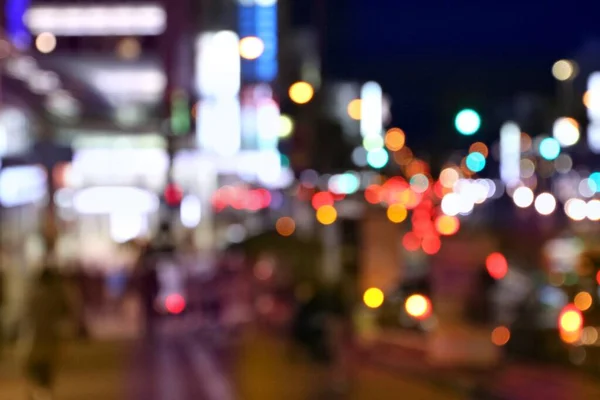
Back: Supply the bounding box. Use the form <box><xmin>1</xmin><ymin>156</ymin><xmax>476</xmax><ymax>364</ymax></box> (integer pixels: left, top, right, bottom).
<box><xmin>170</xmin><ymin>90</ymin><xmax>191</xmax><ymax>135</ymax></box>
<box><xmin>455</xmin><ymin>108</ymin><xmax>481</xmax><ymax>135</ymax></box>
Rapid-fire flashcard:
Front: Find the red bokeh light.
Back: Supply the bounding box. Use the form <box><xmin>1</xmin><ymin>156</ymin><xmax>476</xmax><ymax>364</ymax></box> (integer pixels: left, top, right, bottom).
<box><xmin>312</xmin><ymin>191</ymin><xmax>334</xmax><ymax>209</ymax></box>
<box><xmin>402</xmin><ymin>232</ymin><xmax>421</xmax><ymax>251</ymax></box>
<box><xmin>165</xmin><ymin>294</ymin><xmax>186</xmax><ymax>315</ymax></box>
<box><xmin>486</xmin><ymin>252</ymin><xmax>508</xmax><ymax>280</ymax></box>
<box><xmin>365</xmin><ymin>185</ymin><xmax>382</xmax><ymax>204</ymax></box>
<box><xmin>164</xmin><ymin>183</ymin><xmax>183</xmax><ymax>206</ymax></box>
<box><xmin>422</xmin><ymin>236</ymin><xmax>441</xmax><ymax>255</ymax></box>
<box><xmin>596</xmin><ymin>270</ymin><xmax>600</xmax><ymax>286</ymax></box>
<box><xmin>256</xmin><ymin>188</ymin><xmax>272</xmax><ymax>208</ymax></box>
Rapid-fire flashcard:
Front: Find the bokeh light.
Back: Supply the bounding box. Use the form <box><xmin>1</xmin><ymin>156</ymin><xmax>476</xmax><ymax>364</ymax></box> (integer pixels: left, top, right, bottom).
<box><xmin>455</xmin><ymin>109</ymin><xmax>481</xmax><ymax>135</ymax></box>
<box><xmin>316</xmin><ymin>205</ymin><xmax>337</xmax><ymax>225</ymax></box>
<box><xmin>512</xmin><ymin>186</ymin><xmax>534</xmax><ymax>208</ymax></box>
<box><xmin>347</xmin><ymin>99</ymin><xmax>361</xmax><ymax>120</ymax></box>
<box><xmin>574</xmin><ymin>292</ymin><xmax>593</xmax><ymax>311</ymax></box>
<box><xmin>165</xmin><ymin>294</ymin><xmax>186</xmax><ymax>315</ymax></box>
<box><xmin>552</xmin><ymin>59</ymin><xmax>576</xmax><ymax>81</ymax></box>
<box><xmin>441</xmin><ymin>193</ymin><xmax>461</xmax><ymax>216</ymax></box>
<box><xmin>491</xmin><ymin>326</ymin><xmax>511</xmax><ymax>346</ymax></box>
<box><xmin>469</xmin><ymin>142</ymin><xmax>489</xmax><ymax>158</ymax></box>
<box><xmin>387</xmin><ymin>204</ymin><xmax>408</xmax><ymax>223</ymax></box>
<box><xmin>534</xmin><ymin>192</ymin><xmax>557</xmax><ymax>215</ymax></box>
<box><xmin>312</xmin><ymin>191</ymin><xmax>334</xmax><ymax>210</ymax></box>
<box><xmin>439</xmin><ymin>168</ymin><xmax>460</xmax><ymax>188</ymax></box>
<box><xmin>486</xmin><ymin>252</ymin><xmax>508</xmax><ymax>280</ymax></box>
<box><xmin>384</xmin><ymin>128</ymin><xmax>406</xmax><ymax>151</ymax></box>
<box><xmin>363</xmin><ymin>135</ymin><xmax>384</xmax><ymax>151</ymax></box>
<box><xmin>587</xmin><ymin>200</ymin><xmax>600</xmax><ymax>221</ymax></box>
<box><xmin>275</xmin><ymin>217</ymin><xmax>295</xmax><ymax>237</ymax></box>
<box><xmin>239</xmin><ymin>36</ymin><xmax>264</xmax><ymax>60</ymax></box>
<box><xmin>565</xmin><ymin>198</ymin><xmax>587</xmax><ymax>221</ymax></box>
<box><xmin>539</xmin><ymin>137</ymin><xmax>561</xmax><ymax>160</ymax></box>
<box><xmin>367</xmin><ymin>148</ymin><xmax>389</xmax><ymax>169</ymax></box>
<box><xmin>435</xmin><ymin>215</ymin><xmax>460</xmax><ymax>236</ymax></box>
<box><xmin>559</xmin><ymin>305</ymin><xmax>583</xmax><ymax>333</ymax></box>
<box><xmin>279</xmin><ymin>114</ymin><xmax>294</xmax><ymax>138</ymax></box>
<box><xmin>553</xmin><ymin>117</ymin><xmax>580</xmax><ymax>147</ymax></box>
<box><xmin>402</xmin><ymin>232</ymin><xmax>421</xmax><ymax>251</ymax></box>
<box><xmin>421</xmin><ymin>236</ymin><xmax>441</xmax><ymax>255</ymax></box>
<box><xmin>405</xmin><ymin>294</ymin><xmax>432</xmax><ymax>319</ymax></box>
<box><xmin>409</xmin><ymin>173</ymin><xmax>429</xmax><ymax>193</ymax></box>
<box><xmin>36</xmin><ymin>32</ymin><xmax>57</xmax><ymax>54</ymax></box>
<box><xmin>363</xmin><ymin>288</ymin><xmax>384</xmax><ymax>309</ymax></box>
<box><xmin>289</xmin><ymin>81</ymin><xmax>314</xmax><ymax>104</ymax></box>
<box><xmin>466</xmin><ymin>152</ymin><xmax>486</xmax><ymax>173</ymax></box>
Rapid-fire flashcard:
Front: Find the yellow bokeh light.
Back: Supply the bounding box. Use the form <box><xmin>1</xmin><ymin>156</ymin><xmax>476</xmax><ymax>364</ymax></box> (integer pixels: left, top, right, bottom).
<box><xmin>387</xmin><ymin>204</ymin><xmax>407</xmax><ymax>223</ymax></box>
<box><xmin>289</xmin><ymin>81</ymin><xmax>314</xmax><ymax>104</ymax></box>
<box><xmin>384</xmin><ymin>128</ymin><xmax>406</xmax><ymax>151</ymax></box>
<box><xmin>363</xmin><ymin>287</ymin><xmax>384</xmax><ymax>309</ymax></box>
<box><xmin>469</xmin><ymin>142</ymin><xmax>489</xmax><ymax>158</ymax></box>
<box><xmin>316</xmin><ymin>205</ymin><xmax>337</xmax><ymax>225</ymax></box>
<box><xmin>435</xmin><ymin>215</ymin><xmax>460</xmax><ymax>236</ymax></box>
<box><xmin>36</xmin><ymin>32</ymin><xmax>57</xmax><ymax>54</ymax></box>
<box><xmin>491</xmin><ymin>326</ymin><xmax>511</xmax><ymax>346</ymax></box>
<box><xmin>239</xmin><ymin>36</ymin><xmax>264</xmax><ymax>60</ymax></box>
<box><xmin>405</xmin><ymin>294</ymin><xmax>431</xmax><ymax>319</ymax></box>
<box><xmin>561</xmin><ymin>310</ymin><xmax>583</xmax><ymax>332</ymax></box>
<box><xmin>279</xmin><ymin>114</ymin><xmax>294</xmax><ymax>138</ymax></box>
<box><xmin>275</xmin><ymin>217</ymin><xmax>295</xmax><ymax>237</ymax></box>
<box><xmin>574</xmin><ymin>292</ymin><xmax>593</xmax><ymax>311</ymax></box>
<box><xmin>347</xmin><ymin>99</ymin><xmax>361</xmax><ymax>120</ymax></box>
<box><xmin>552</xmin><ymin>59</ymin><xmax>576</xmax><ymax>81</ymax></box>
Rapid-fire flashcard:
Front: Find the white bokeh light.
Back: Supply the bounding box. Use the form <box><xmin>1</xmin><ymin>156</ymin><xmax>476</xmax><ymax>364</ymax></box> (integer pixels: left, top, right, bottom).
<box><xmin>564</xmin><ymin>198</ymin><xmax>587</xmax><ymax>221</ymax></box>
<box><xmin>441</xmin><ymin>193</ymin><xmax>461</xmax><ymax>216</ymax></box>
<box><xmin>586</xmin><ymin>200</ymin><xmax>600</xmax><ymax>221</ymax></box>
<box><xmin>512</xmin><ymin>186</ymin><xmax>534</xmax><ymax>208</ymax></box>
<box><xmin>553</xmin><ymin>117</ymin><xmax>580</xmax><ymax>147</ymax></box>
<box><xmin>534</xmin><ymin>192</ymin><xmax>557</xmax><ymax>216</ymax></box>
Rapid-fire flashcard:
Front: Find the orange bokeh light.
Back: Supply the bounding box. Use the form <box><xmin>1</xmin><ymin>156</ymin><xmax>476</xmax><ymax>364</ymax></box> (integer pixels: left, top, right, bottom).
<box><xmin>384</xmin><ymin>128</ymin><xmax>406</xmax><ymax>151</ymax></box>
<box><xmin>393</xmin><ymin>147</ymin><xmax>413</xmax><ymax>166</ymax></box>
<box><xmin>469</xmin><ymin>142</ymin><xmax>489</xmax><ymax>158</ymax></box>
<box><xmin>491</xmin><ymin>326</ymin><xmax>511</xmax><ymax>346</ymax></box>
<box><xmin>275</xmin><ymin>217</ymin><xmax>296</xmax><ymax>237</ymax></box>
<box><xmin>520</xmin><ymin>133</ymin><xmax>532</xmax><ymax>152</ymax></box>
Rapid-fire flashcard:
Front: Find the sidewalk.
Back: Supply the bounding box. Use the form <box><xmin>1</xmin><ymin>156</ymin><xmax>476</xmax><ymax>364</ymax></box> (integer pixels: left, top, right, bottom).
<box><xmin>0</xmin><ymin>340</ymin><xmax>127</xmax><ymax>399</ymax></box>
<box><xmin>360</xmin><ymin>329</ymin><xmax>600</xmax><ymax>400</ymax></box>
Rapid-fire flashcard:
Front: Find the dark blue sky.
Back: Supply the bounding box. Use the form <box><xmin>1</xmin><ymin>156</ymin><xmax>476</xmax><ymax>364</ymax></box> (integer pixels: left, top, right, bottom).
<box><xmin>294</xmin><ymin>0</ymin><xmax>600</xmax><ymax>150</ymax></box>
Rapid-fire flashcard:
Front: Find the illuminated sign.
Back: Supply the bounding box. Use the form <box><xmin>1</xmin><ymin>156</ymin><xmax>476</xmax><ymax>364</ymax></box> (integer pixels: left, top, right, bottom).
<box><xmin>360</xmin><ymin>82</ymin><xmax>383</xmax><ymax>138</ymax></box>
<box><xmin>238</xmin><ymin>1</ymin><xmax>278</xmax><ymax>82</ymax></box>
<box><xmin>500</xmin><ymin>121</ymin><xmax>521</xmax><ymax>186</ymax></box>
<box><xmin>24</xmin><ymin>4</ymin><xmax>166</xmax><ymax>36</ymax></box>
<box><xmin>195</xmin><ymin>31</ymin><xmax>240</xmax><ymax>98</ymax></box>
<box><xmin>240</xmin><ymin>84</ymin><xmax>280</xmax><ymax>150</ymax></box>
<box><xmin>6</xmin><ymin>0</ymin><xmax>31</xmax><ymax>49</ymax></box>
<box><xmin>588</xmin><ymin>73</ymin><xmax>600</xmax><ymax>153</ymax></box>
<box><xmin>196</xmin><ymin>98</ymin><xmax>242</xmax><ymax>156</ymax></box>
<box><xmin>0</xmin><ymin>165</ymin><xmax>46</xmax><ymax>207</ymax></box>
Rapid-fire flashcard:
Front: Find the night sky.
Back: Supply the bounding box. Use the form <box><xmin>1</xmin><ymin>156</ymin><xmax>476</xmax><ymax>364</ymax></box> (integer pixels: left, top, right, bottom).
<box><xmin>293</xmin><ymin>0</ymin><xmax>600</xmax><ymax>151</ymax></box>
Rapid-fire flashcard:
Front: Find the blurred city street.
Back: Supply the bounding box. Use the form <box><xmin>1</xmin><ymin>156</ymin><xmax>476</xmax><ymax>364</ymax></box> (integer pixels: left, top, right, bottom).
<box><xmin>5</xmin><ymin>0</ymin><xmax>600</xmax><ymax>399</ymax></box>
